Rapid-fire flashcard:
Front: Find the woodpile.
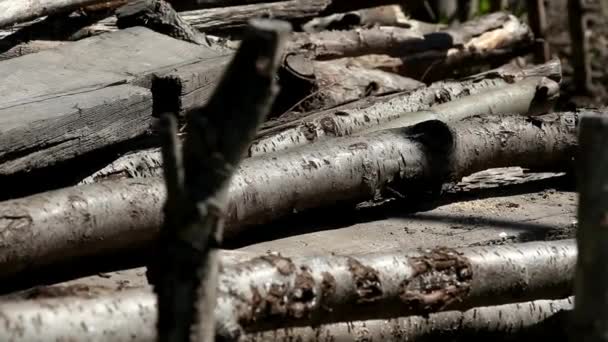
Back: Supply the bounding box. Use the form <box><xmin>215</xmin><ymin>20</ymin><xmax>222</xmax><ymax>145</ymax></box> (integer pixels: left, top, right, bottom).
<box><xmin>0</xmin><ymin>1</ymin><xmax>604</xmax><ymax>341</ymax></box>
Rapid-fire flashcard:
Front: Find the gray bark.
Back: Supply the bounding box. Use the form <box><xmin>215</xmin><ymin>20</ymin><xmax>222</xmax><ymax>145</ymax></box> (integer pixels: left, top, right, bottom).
<box><xmin>150</xmin><ymin>18</ymin><xmax>289</xmax><ymax>342</ymax></box>
<box><xmin>301</xmin><ymin>5</ymin><xmax>444</xmax><ymax>33</ymax></box>
<box><xmin>0</xmin><ymin>240</ymin><xmax>576</xmax><ymax>341</ymax></box>
<box><xmin>352</xmin><ymin>12</ymin><xmax>534</xmax><ymax>81</ymax></box>
<box><xmin>572</xmin><ymin>113</ymin><xmax>608</xmax><ymax>341</ymax></box>
<box><xmin>115</xmin><ymin>0</ymin><xmax>210</xmax><ymax>46</ymax></box>
<box><xmin>287</xmin><ymin>12</ymin><xmax>528</xmax><ymax>61</ymax></box>
<box><xmin>0</xmin><ymin>0</ymin><xmax>107</xmax><ymax>28</ymax></box>
<box><xmin>0</xmin><ymin>111</ymin><xmax>582</xmax><ymax>284</ymax></box>
<box><xmin>80</xmin><ymin>59</ymin><xmax>562</xmax><ymax>184</ymax></box>
<box><xmin>363</xmin><ymin>76</ymin><xmax>558</xmax><ymax>132</ymax></box>
<box><xmin>245</xmin><ymin>297</ymin><xmax>573</xmax><ymax>341</ymax></box>
<box><xmin>216</xmin><ymin>240</ymin><xmax>576</xmax><ymax>338</ymax></box>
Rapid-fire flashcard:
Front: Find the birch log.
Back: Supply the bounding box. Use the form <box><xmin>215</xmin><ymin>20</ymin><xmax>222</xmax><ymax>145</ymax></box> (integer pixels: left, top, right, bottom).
<box><xmin>0</xmin><ymin>111</ymin><xmax>582</xmax><ymax>284</ymax></box>
<box><xmin>245</xmin><ymin>297</ymin><xmax>573</xmax><ymax>341</ymax></box>
<box><xmin>80</xmin><ymin>59</ymin><xmax>562</xmax><ymax>183</ymax></box>
<box><xmin>572</xmin><ymin>113</ymin><xmax>608</xmax><ymax>341</ymax></box>
<box><xmin>0</xmin><ymin>240</ymin><xmax>576</xmax><ymax>341</ymax></box>
<box><xmin>0</xmin><ymin>0</ymin><xmax>108</xmax><ymax>28</ymax></box>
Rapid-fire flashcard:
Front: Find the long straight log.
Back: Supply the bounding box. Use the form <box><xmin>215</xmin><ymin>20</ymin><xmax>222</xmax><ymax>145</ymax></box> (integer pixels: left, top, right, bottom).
<box><xmin>0</xmin><ymin>0</ymin><xmax>108</xmax><ymax>28</ymax></box>
<box><xmin>0</xmin><ymin>111</ymin><xmax>582</xmax><ymax>283</ymax></box>
<box><xmin>80</xmin><ymin>59</ymin><xmax>562</xmax><ymax>183</ymax></box>
<box><xmin>286</xmin><ymin>12</ymin><xmax>529</xmax><ymax>61</ymax></box>
<box><xmin>362</xmin><ymin>76</ymin><xmax>557</xmax><ymax>132</ymax></box>
<box><xmin>571</xmin><ymin>113</ymin><xmax>608</xmax><ymax>341</ymax></box>
<box><xmin>245</xmin><ymin>297</ymin><xmax>573</xmax><ymax>341</ymax></box>
<box><xmin>0</xmin><ymin>240</ymin><xmax>576</xmax><ymax>341</ymax></box>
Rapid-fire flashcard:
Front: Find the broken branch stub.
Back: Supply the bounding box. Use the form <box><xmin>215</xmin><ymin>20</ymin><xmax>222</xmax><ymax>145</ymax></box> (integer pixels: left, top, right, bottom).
<box><xmin>215</xmin><ymin>240</ymin><xmax>576</xmax><ymax>338</ymax></box>
<box><xmin>150</xmin><ymin>18</ymin><xmax>290</xmax><ymax>342</ymax></box>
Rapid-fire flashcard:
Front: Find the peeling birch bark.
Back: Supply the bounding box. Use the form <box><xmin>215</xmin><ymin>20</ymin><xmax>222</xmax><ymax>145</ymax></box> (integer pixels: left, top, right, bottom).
<box><xmin>362</xmin><ymin>76</ymin><xmax>558</xmax><ymax>132</ymax></box>
<box><xmin>244</xmin><ymin>297</ymin><xmax>573</xmax><ymax>341</ymax></box>
<box><xmin>0</xmin><ymin>111</ymin><xmax>582</xmax><ymax>283</ymax></box>
<box><xmin>216</xmin><ymin>240</ymin><xmax>576</xmax><ymax>338</ymax></box>
<box><xmin>0</xmin><ymin>240</ymin><xmax>576</xmax><ymax>341</ymax></box>
<box><xmin>80</xmin><ymin>59</ymin><xmax>562</xmax><ymax>184</ymax></box>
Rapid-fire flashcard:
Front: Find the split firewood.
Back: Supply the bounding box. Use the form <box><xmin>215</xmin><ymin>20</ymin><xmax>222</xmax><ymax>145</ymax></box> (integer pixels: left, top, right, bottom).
<box><xmin>572</xmin><ymin>113</ymin><xmax>608</xmax><ymax>341</ymax></box>
<box><xmin>0</xmin><ymin>240</ymin><xmax>576</xmax><ymax>341</ymax></box>
<box><xmin>245</xmin><ymin>297</ymin><xmax>573</xmax><ymax>341</ymax></box>
<box><xmin>115</xmin><ymin>0</ymin><xmax>210</xmax><ymax>46</ymax></box>
<box><xmin>277</xmin><ymin>54</ymin><xmax>424</xmax><ymax>114</ymax></box>
<box><xmin>0</xmin><ymin>111</ymin><xmax>583</xmax><ymax>284</ymax></box>
<box><xmin>301</xmin><ymin>5</ymin><xmax>444</xmax><ymax>33</ymax></box>
<box><xmin>80</xmin><ymin>59</ymin><xmax>561</xmax><ymax>184</ymax></box>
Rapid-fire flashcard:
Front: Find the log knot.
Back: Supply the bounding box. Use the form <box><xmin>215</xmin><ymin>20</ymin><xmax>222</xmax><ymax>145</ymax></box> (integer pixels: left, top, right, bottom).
<box><xmin>400</xmin><ymin>247</ymin><xmax>472</xmax><ymax>315</ymax></box>
<box><xmin>347</xmin><ymin>257</ymin><xmax>383</xmax><ymax>303</ymax></box>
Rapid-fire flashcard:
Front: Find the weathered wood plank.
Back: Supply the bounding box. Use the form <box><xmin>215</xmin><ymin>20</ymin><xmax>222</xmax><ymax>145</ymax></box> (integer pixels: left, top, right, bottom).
<box><xmin>0</xmin><ymin>27</ymin><xmax>229</xmax><ymax>175</ymax></box>
<box><xmin>0</xmin><ymin>85</ymin><xmax>153</xmax><ymax>175</ymax></box>
<box><xmin>0</xmin><ymin>26</ymin><xmax>225</xmax><ymax>107</ymax></box>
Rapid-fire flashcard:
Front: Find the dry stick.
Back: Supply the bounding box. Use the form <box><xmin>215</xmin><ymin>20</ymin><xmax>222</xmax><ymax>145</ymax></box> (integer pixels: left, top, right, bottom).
<box><xmin>0</xmin><ymin>240</ymin><xmax>576</xmax><ymax>341</ymax></box>
<box><xmin>79</xmin><ymin>58</ymin><xmax>562</xmax><ymax>183</ymax></box>
<box><xmin>0</xmin><ymin>0</ymin><xmax>109</xmax><ymax>28</ymax></box>
<box><xmin>115</xmin><ymin>0</ymin><xmax>209</xmax><ymax>46</ymax></box>
<box><xmin>285</xmin><ymin>12</ymin><xmax>527</xmax><ymax>61</ymax></box>
<box><xmin>245</xmin><ymin>297</ymin><xmax>573</xmax><ymax>341</ymax></box>
<box><xmin>362</xmin><ymin>76</ymin><xmax>558</xmax><ymax>132</ymax></box>
<box><xmin>571</xmin><ymin>113</ymin><xmax>608</xmax><ymax>341</ymax></box>
<box><xmin>0</xmin><ymin>111</ymin><xmax>582</xmax><ymax>284</ymax></box>
<box><xmin>149</xmin><ymin>19</ymin><xmax>290</xmax><ymax>342</ymax></box>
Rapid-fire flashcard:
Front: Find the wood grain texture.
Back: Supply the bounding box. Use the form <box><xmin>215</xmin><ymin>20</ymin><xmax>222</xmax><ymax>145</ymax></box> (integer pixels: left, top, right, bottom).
<box><xmin>0</xmin><ymin>27</ymin><xmax>227</xmax><ymax>174</ymax></box>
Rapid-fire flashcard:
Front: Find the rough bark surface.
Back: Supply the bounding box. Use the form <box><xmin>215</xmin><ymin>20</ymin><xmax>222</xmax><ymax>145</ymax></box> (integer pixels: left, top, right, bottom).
<box><xmin>301</xmin><ymin>5</ymin><xmax>443</xmax><ymax>33</ymax></box>
<box><xmin>150</xmin><ymin>18</ymin><xmax>289</xmax><ymax>342</ymax></box>
<box><xmin>364</xmin><ymin>76</ymin><xmax>558</xmax><ymax>132</ymax></box>
<box><xmin>244</xmin><ymin>297</ymin><xmax>573</xmax><ymax>341</ymax></box>
<box><xmin>0</xmin><ymin>241</ymin><xmax>575</xmax><ymax>341</ymax></box>
<box><xmin>80</xmin><ymin>59</ymin><xmax>562</xmax><ymax>184</ymax></box>
<box><xmin>354</xmin><ymin>12</ymin><xmax>534</xmax><ymax>81</ymax></box>
<box><xmin>0</xmin><ymin>111</ymin><xmax>583</xmax><ymax>284</ymax></box>
<box><xmin>572</xmin><ymin>113</ymin><xmax>608</xmax><ymax>341</ymax></box>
